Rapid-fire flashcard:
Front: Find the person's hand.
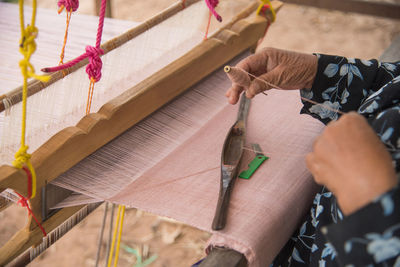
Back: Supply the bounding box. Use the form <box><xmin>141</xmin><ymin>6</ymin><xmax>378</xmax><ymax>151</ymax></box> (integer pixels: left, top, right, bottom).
<box><xmin>225</xmin><ymin>47</ymin><xmax>318</xmax><ymax>104</ymax></box>
<box><xmin>306</xmin><ymin>112</ymin><xmax>397</xmax><ymax>216</ymax></box>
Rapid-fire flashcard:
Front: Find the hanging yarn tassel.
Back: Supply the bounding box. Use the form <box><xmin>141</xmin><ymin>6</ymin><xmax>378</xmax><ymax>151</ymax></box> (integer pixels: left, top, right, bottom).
<box><xmin>203</xmin><ymin>0</ymin><xmax>222</xmax><ymax>40</ymax></box>
<box><xmin>42</xmin><ymin>0</ymin><xmax>106</xmax><ymax>115</ymax></box>
<box><xmin>204</xmin><ymin>0</ymin><xmax>222</xmax><ymax>22</ymax></box>
<box><xmin>57</xmin><ymin>0</ymin><xmax>79</xmax><ymax>13</ymax></box>
<box><xmin>57</xmin><ymin>0</ymin><xmax>79</xmax><ymax>65</ymax></box>
<box><xmin>85</xmin><ymin>45</ymin><xmax>104</xmax><ymax>114</ymax></box>
<box><xmin>15</xmin><ymin>0</ymin><xmax>49</xmax><ymax>237</ymax></box>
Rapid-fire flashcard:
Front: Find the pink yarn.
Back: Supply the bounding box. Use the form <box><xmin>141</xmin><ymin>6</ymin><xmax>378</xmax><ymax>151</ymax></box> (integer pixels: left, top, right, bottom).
<box><xmin>58</xmin><ymin>0</ymin><xmax>79</xmax><ymax>12</ymax></box>
<box><xmin>204</xmin><ymin>0</ymin><xmax>222</xmax><ymax>22</ymax></box>
<box><xmin>85</xmin><ymin>46</ymin><xmax>104</xmax><ymax>81</ymax></box>
<box><xmin>42</xmin><ymin>0</ymin><xmax>107</xmax><ymax>83</ymax></box>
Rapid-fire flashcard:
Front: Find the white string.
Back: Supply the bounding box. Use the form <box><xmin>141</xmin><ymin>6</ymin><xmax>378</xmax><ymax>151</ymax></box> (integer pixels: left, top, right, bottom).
<box><xmin>0</xmin><ymin>1</ymin><xmax>206</xmax><ymax>165</ymax></box>
<box><xmin>50</xmin><ymin>53</ymin><xmax>251</xmax><ymax>204</ymax></box>
<box><xmin>2</xmin><ymin>97</ymin><xmax>12</xmax><ymax>116</ymax></box>
<box><xmin>242</xmin><ymin>146</ymin><xmax>306</xmax><ymax>158</ymax></box>
<box><xmin>236</xmin><ymin>67</ymin><xmax>346</xmax><ymax>116</ymax></box>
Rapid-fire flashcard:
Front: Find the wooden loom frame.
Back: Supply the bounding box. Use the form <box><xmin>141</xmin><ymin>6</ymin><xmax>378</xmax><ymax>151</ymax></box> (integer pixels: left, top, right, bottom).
<box><xmin>0</xmin><ymin>0</ymin><xmax>282</xmax><ymax>265</ymax></box>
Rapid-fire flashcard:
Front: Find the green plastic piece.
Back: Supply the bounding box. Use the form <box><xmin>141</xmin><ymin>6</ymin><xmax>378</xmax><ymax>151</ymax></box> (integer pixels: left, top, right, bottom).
<box><xmin>239</xmin><ymin>155</ymin><xmax>269</xmax><ymax>179</ymax></box>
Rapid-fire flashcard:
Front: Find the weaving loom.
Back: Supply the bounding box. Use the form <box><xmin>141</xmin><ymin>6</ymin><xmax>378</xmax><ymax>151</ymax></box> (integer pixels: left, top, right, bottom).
<box><xmin>0</xmin><ymin>1</ymin><xmax>328</xmax><ymax>266</ymax></box>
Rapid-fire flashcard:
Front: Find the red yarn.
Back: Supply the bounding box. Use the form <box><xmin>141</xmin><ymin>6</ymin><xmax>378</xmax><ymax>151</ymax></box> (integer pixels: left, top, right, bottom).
<box><xmin>85</xmin><ymin>46</ymin><xmax>104</xmax><ymax>82</ymax></box>
<box><xmin>260</xmin><ymin>4</ymin><xmax>271</xmax><ymax>16</ymax></box>
<box><xmin>14</xmin><ymin>166</ymin><xmax>47</xmax><ymax>236</ymax></box>
<box><xmin>15</xmin><ymin>177</ymin><xmax>47</xmax><ymax>237</ymax></box>
<box><xmin>204</xmin><ymin>0</ymin><xmax>222</xmax><ymax>22</ymax></box>
<box><xmin>58</xmin><ymin>0</ymin><xmax>79</xmax><ymax>12</ymax></box>
<box><xmin>22</xmin><ymin>166</ymin><xmax>32</xmax><ymax>198</ymax></box>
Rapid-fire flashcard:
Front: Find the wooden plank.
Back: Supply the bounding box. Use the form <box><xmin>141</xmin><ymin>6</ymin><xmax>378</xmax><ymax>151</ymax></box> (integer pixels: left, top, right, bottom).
<box><xmin>282</xmin><ymin>0</ymin><xmax>400</xmax><ymax>19</ymax></box>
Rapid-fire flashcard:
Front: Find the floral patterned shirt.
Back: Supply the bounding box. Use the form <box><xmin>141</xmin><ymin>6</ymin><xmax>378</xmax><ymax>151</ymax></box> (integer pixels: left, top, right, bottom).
<box><xmin>272</xmin><ymin>54</ymin><xmax>400</xmax><ymax>267</ymax></box>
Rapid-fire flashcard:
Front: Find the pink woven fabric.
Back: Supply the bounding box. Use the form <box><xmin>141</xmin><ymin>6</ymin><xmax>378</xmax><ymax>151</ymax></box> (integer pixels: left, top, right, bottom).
<box><xmin>109</xmin><ymin>89</ymin><xmax>324</xmax><ymax>267</ymax></box>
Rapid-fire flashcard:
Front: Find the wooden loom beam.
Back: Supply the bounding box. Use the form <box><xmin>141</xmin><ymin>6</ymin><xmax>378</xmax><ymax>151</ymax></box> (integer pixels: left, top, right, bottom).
<box><xmin>0</xmin><ymin>1</ymin><xmax>283</xmax><ymax>265</ymax></box>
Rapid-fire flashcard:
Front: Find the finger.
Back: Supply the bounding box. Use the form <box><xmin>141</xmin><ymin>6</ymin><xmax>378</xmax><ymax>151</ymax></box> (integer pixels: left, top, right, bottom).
<box><xmin>236</xmin><ymin>51</ymin><xmax>269</xmax><ymax>76</ymax></box>
<box><xmin>226</xmin><ymin>85</ymin><xmax>244</xmax><ymax>105</ymax></box>
<box><xmin>305</xmin><ymin>153</ymin><xmax>323</xmax><ymax>184</ymax></box>
<box><xmin>312</xmin><ymin>134</ymin><xmax>321</xmax><ymax>153</ymax></box>
<box><xmin>247</xmin><ymin>68</ymin><xmax>282</xmax><ymax>97</ymax></box>
<box><xmin>226</xmin><ymin>67</ymin><xmax>251</xmax><ymax>88</ymax></box>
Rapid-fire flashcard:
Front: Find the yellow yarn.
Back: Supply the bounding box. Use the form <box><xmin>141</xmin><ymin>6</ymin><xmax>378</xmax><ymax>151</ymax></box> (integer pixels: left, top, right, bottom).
<box><xmin>114</xmin><ymin>205</ymin><xmax>125</xmax><ymax>267</ymax></box>
<box><xmin>256</xmin><ymin>0</ymin><xmax>276</xmax><ymax>22</ymax></box>
<box><xmin>107</xmin><ymin>205</ymin><xmax>126</xmax><ymax>267</ymax></box>
<box><xmin>14</xmin><ymin>0</ymin><xmax>50</xmax><ymax>199</ymax></box>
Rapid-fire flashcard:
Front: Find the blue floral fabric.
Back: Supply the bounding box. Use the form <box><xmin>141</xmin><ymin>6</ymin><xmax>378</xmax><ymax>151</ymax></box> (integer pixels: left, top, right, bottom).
<box><xmin>272</xmin><ymin>55</ymin><xmax>400</xmax><ymax>267</ymax></box>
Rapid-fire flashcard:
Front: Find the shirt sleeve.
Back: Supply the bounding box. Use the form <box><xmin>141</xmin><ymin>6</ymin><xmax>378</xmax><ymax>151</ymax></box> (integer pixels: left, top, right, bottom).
<box><xmin>299</xmin><ymin>54</ymin><xmax>400</xmax><ymax>125</ymax></box>
<box><xmin>322</xmin><ymin>184</ymin><xmax>400</xmax><ymax>266</ymax></box>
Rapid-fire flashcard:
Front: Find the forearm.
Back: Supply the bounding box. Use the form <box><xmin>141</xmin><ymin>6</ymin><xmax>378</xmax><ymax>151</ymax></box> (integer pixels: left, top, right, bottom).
<box><xmin>300</xmin><ymin>54</ymin><xmax>381</xmax><ymax>124</ymax></box>
<box><xmin>323</xmin><ymin>184</ymin><xmax>400</xmax><ymax>266</ymax></box>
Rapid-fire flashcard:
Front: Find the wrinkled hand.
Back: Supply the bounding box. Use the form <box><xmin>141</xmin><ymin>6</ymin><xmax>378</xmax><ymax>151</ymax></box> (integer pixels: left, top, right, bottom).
<box><xmin>306</xmin><ymin>112</ymin><xmax>397</xmax><ymax>215</ymax></box>
<box><xmin>225</xmin><ymin>47</ymin><xmax>318</xmax><ymax>104</ymax></box>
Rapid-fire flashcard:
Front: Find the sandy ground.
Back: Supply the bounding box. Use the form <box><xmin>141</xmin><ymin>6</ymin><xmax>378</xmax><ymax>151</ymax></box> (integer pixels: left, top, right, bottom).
<box><xmin>1</xmin><ymin>0</ymin><xmax>400</xmax><ymax>267</ymax></box>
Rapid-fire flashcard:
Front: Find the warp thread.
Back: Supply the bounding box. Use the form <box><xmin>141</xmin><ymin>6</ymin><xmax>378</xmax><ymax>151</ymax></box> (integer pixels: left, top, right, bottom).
<box><xmin>2</xmin><ymin>97</ymin><xmax>12</xmax><ymax>116</ymax></box>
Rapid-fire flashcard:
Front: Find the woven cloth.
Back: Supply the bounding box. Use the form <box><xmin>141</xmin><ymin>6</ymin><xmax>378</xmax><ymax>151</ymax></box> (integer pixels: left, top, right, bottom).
<box><xmin>110</xmin><ymin>87</ymin><xmax>324</xmax><ymax>267</ymax></box>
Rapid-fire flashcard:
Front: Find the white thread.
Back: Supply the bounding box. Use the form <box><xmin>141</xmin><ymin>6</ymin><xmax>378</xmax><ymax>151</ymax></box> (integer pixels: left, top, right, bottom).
<box><xmin>2</xmin><ymin>97</ymin><xmax>12</xmax><ymax>116</ymax></box>
<box><xmin>236</xmin><ymin>67</ymin><xmax>345</xmax><ymax>116</ymax></box>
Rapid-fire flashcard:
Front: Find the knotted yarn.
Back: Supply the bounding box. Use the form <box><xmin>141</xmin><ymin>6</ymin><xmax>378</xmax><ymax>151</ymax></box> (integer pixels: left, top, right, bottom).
<box><xmin>256</xmin><ymin>0</ymin><xmax>276</xmax><ymax>22</ymax></box>
<box><xmin>16</xmin><ymin>0</ymin><xmax>49</xmax><ymax>202</ymax></box>
<box><xmin>85</xmin><ymin>45</ymin><xmax>104</xmax><ymax>82</ymax></box>
<box><xmin>58</xmin><ymin>0</ymin><xmax>79</xmax><ymax>13</ymax></box>
<box><xmin>13</xmin><ymin>145</ymin><xmax>31</xmax><ymax>169</ymax></box>
<box><xmin>19</xmin><ymin>24</ymin><xmax>37</xmax><ymax>57</ymax></box>
<box><xmin>204</xmin><ymin>0</ymin><xmax>222</xmax><ymax>22</ymax></box>
<box><xmin>14</xmin><ymin>0</ymin><xmax>48</xmax><ymax>237</ymax></box>
<box><xmin>16</xmin><ymin>190</ymin><xmax>47</xmax><ymax>236</ymax></box>
<box><xmin>19</xmin><ymin>25</ymin><xmax>49</xmax><ymax>82</ymax></box>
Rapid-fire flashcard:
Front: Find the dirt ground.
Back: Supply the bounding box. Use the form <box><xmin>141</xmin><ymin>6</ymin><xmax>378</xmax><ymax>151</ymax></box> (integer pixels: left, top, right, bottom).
<box><xmin>1</xmin><ymin>0</ymin><xmax>400</xmax><ymax>267</ymax></box>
